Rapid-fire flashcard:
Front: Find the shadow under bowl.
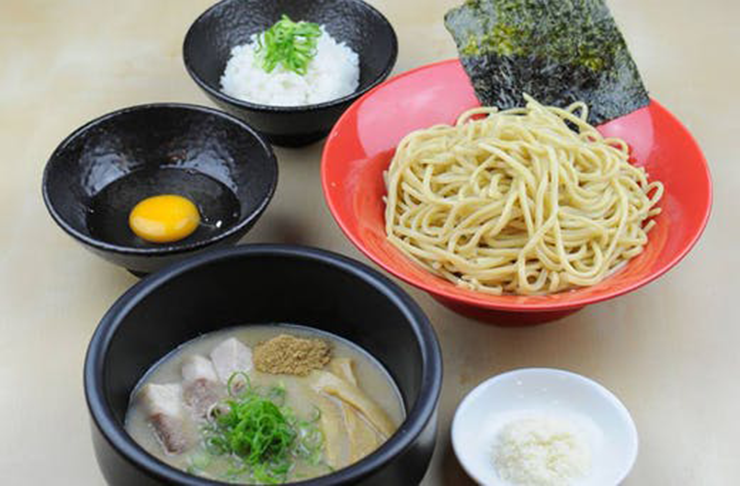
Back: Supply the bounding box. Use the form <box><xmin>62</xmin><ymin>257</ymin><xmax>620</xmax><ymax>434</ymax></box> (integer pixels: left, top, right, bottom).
<box><xmin>321</xmin><ymin>59</ymin><xmax>713</xmax><ymax>326</ymax></box>
<box><xmin>84</xmin><ymin>244</ymin><xmax>443</xmax><ymax>486</ymax></box>
<box><xmin>183</xmin><ymin>0</ymin><xmax>398</xmax><ymax>147</ymax></box>
<box><xmin>42</xmin><ymin>103</ymin><xmax>278</xmax><ymax>275</ymax></box>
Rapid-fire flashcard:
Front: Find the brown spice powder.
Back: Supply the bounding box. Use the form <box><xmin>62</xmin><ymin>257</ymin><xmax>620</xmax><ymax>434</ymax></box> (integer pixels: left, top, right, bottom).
<box><xmin>253</xmin><ymin>334</ymin><xmax>332</xmax><ymax>376</ymax></box>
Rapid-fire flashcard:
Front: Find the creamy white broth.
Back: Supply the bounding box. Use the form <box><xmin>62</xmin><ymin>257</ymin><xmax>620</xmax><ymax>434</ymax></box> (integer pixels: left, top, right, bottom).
<box><xmin>125</xmin><ymin>324</ymin><xmax>405</xmax><ymax>483</ymax></box>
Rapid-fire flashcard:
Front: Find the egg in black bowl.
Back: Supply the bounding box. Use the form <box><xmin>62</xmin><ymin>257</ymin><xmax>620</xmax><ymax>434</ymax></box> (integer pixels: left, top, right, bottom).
<box><xmin>42</xmin><ymin>103</ymin><xmax>278</xmax><ymax>275</ymax></box>
<box><xmin>84</xmin><ymin>244</ymin><xmax>443</xmax><ymax>485</ymax></box>
<box><xmin>183</xmin><ymin>0</ymin><xmax>398</xmax><ymax>147</ymax></box>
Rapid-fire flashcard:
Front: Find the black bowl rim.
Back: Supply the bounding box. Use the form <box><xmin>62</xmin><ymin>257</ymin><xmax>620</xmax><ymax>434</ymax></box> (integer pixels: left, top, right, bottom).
<box><xmin>182</xmin><ymin>0</ymin><xmax>399</xmax><ymax>113</ymax></box>
<box><xmin>41</xmin><ymin>102</ymin><xmax>279</xmax><ymax>256</ymax></box>
<box><xmin>84</xmin><ymin>244</ymin><xmax>443</xmax><ymax>486</ymax></box>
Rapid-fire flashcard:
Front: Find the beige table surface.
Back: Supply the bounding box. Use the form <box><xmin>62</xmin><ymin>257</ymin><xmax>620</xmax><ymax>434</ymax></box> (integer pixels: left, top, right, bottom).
<box><xmin>1</xmin><ymin>0</ymin><xmax>738</xmax><ymax>484</ymax></box>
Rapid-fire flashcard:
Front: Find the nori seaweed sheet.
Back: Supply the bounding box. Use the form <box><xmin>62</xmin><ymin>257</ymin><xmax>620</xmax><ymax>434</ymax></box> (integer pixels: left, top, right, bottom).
<box><xmin>444</xmin><ymin>0</ymin><xmax>649</xmax><ymax>125</ymax></box>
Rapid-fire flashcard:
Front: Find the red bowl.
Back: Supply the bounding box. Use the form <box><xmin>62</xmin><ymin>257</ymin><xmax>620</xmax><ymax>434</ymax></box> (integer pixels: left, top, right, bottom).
<box><xmin>321</xmin><ymin>59</ymin><xmax>712</xmax><ymax>325</ymax></box>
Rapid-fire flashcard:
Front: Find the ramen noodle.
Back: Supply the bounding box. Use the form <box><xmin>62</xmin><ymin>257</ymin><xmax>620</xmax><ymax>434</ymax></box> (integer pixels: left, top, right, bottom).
<box><xmin>384</xmin><ymin>95</ymin><xmax>663</xmax><ymax>295</ymax></box>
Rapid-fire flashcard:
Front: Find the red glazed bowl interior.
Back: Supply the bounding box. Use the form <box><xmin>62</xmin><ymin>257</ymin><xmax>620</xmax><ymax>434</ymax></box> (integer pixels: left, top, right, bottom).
<box><xmin>321</xmin><ymin>60</ymin><xmax>712</xmax><ymax>324</ymax></box>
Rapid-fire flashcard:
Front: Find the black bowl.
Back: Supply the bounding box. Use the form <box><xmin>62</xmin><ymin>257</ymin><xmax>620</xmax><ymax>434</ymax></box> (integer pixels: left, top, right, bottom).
<box><xmin>183</xmin><ymin>0</ymin><xmax>398</xmax><ymax>147</ymax></box>
<box><xmin>42</xmin><ymin>103</ymin><xmax>278</xmax><ymax>275</ymax></box>
<box><xmin>85</xmin><ymin>245</ymin><xmax>442</xmax><ymax>485</ymax></box>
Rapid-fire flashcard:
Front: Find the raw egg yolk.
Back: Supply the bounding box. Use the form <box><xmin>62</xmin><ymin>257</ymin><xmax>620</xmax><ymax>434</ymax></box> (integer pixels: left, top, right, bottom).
<box><xmin>129</xmin><ymin>194</ymin><xmax>200</xmax><ymax>243</ymax></box>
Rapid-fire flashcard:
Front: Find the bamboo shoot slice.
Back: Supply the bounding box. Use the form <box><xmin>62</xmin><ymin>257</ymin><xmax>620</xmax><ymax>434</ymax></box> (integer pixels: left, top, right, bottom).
<box><xmin>344</xmin><ymin>404</ymin><xmax>381</xmax><ymax>461</ymax></box>
<box><xmin>327</xmin><ymin>359</ymin><xmax>381</xmax><ymax>461</ymax></box>
<box><xmin>315</xmin><ymin>395</ymin><xmax>347</xmax><ymax>469</ymax></box>
<box><xmin>329</xmin><ymin>358</ymin><xmax>358</xmax><ymax>386</ymax></box>
<box><xmin>310</xmin><ymin>370</ymin><xmax>396</xmax><ymax>438</ymax></box>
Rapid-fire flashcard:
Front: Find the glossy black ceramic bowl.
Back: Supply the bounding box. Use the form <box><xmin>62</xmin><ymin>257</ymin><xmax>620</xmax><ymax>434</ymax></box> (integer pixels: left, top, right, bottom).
<box><xmin>85</xmin><ymin>245</ymin><xmax>442</xmax><ymax>485</ymax></box>
<box><xmin>42</xmin><ymin>103</ymin><xmax>278</xmax><ymax>275</ymax></box>
<box><xmin>183</xmin><ymin>0</ymin><xmax>398</xmax><ymax>147</ymax></box>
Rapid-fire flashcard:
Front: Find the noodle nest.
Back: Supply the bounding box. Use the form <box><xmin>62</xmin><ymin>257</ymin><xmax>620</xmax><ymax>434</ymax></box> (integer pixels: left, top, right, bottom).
<box><xmin>384</xmin><ymin>95</ymin><xmax>663</xmax><ymax>295</ymax></box>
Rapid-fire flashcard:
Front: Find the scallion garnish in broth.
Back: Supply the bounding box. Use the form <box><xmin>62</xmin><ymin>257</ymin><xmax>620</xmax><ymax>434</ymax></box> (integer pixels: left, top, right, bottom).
<box><xmin>256</xmin><ymin>15</ymin><xmax>322</xmax><ymax>75</ymax></box>
<box><xmin>201</xmin><ymin>372</ymin><xmax>328</xmax><ymax>483</ymax></box>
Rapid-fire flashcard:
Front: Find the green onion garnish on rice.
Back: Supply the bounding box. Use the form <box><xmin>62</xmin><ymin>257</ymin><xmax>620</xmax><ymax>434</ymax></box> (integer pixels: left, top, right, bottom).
<box><xmin>256</xmin><ymin>15</ymin><xmax>322</xmax><ymax>75</ymax></box>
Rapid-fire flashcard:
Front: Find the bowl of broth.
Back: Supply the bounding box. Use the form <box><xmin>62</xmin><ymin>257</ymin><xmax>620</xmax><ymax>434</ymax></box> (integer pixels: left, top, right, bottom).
<box><xmin>42</xmin><ymin>103</ymin><xmax>278</xmax><ymax>275</ymax></box>
<box><xmin>84</xmin><ymin>244</ymin><xmax>442</xmax><ymax>485</ymax></box>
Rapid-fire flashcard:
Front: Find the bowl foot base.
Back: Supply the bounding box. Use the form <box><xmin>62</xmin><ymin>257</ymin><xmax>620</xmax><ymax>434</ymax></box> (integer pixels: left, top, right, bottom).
<box><xmin>266</xmin><ymin>130</ymin><xmax>329</xmax><ymax>147</ymax></box>
<box><xmin>433</xmin><ymin>296</ymin><xmax>583</xmax><ymax>326</ymax></box>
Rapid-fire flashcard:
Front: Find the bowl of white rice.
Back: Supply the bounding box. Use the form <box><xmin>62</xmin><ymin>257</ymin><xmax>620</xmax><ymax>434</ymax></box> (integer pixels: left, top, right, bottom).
<box><xmin>183</xmin><ymin>0</ymin><xmax>397</xmax><ymax>147</ymax></box>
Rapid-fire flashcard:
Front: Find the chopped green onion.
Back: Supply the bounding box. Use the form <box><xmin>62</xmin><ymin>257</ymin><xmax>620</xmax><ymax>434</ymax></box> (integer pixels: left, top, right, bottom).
<box><xmin>256</xmin><ymin>15</ymin><xmax>322</xmax><ymax>75</ymax></box>
<box><xmin>202</xmin><ymin>373</ymin><xmax>327</xmax><ymax>483</ymax></box>
<box><xmin>226</xmin><ymin>371</ymin><xmax>251</xmax><ymax>397</ymax></box>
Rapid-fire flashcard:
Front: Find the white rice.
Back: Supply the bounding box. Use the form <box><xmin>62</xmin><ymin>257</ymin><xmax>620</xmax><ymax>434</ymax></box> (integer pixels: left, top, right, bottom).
<box><xmin>220</xmin><ymin>26</ymin><xmax>360</xmax><ymax>107</ymax></box>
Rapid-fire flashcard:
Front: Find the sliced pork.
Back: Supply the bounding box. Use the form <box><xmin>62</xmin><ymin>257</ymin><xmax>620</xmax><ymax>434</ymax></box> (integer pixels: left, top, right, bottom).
<box><xmin>181</xmin><ymin>355</ymin><xmax>222</xmax><ymax>417</ymax></box>
<box><xmin>138</xmin><ymin>383</ymin><xmax>194</xmax><ymax>455</ymax></box>
<box><xmin>210</xmin><ymin>337</ymin><xmax>253</xmax><ymax>384</ymax></box>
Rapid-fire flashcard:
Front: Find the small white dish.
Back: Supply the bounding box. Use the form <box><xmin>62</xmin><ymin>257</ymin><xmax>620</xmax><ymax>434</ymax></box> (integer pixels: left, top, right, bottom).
<box><xmin>451</xmin><ymin>368</ymin><xmax>638</xmax><ymax>486</ymax></box>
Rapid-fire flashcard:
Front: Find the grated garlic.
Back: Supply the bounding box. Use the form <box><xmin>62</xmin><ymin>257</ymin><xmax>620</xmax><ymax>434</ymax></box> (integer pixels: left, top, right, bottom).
<box><xmin>492</xmin><ymin>416</ymin><xmax>591</xmax><ymax>486</ymax></box>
